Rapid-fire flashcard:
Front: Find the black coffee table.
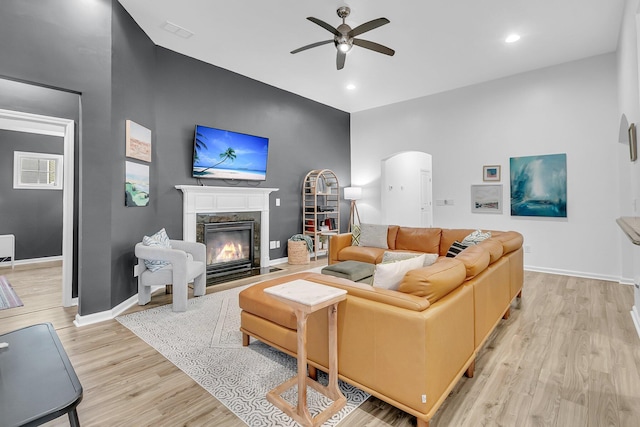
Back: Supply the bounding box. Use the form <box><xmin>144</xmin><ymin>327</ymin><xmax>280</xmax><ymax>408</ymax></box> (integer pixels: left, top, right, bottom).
<box><xmin>0</xmin><ymin>323</ymin><xmax>83</xmax><ymax>426</ymax></box>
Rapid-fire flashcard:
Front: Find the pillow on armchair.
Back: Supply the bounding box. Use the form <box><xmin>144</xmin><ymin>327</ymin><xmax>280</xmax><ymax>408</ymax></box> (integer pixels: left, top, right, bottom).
<box><xmin>141</xmin><ymin>228</ymin><xmax>172</xmax><ymax>272</ymax></box>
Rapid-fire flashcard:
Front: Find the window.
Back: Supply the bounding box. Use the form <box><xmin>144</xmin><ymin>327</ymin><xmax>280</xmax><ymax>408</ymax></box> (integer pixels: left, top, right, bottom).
<box><xmin>13</xmin><ymin>151</ymin><xmax>63</xmax><ymax>190</ymax></box>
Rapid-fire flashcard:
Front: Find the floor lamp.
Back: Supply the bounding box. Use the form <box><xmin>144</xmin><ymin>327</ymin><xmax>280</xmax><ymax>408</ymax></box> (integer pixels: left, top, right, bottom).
<box><xmin>344</xmin><ymin>187</ymin><xmax>362</xmax><ymax>232</ymax></box>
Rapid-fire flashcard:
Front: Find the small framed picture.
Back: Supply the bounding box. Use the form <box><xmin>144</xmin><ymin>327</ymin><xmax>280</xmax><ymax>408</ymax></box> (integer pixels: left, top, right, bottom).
<box><xmin>483</xmin><ymin>165</ymin><xmax>501</xmax><ymax>182</ymax></box>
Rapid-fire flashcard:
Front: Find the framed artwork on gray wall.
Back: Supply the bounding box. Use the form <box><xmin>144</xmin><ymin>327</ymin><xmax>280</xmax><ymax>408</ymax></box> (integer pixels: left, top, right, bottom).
<box><xmin>125</xmin><ymin>120</ymin><xmax>152</xmax><ymax>163</ymax></box>
<box><xmin>125</xmin><ymin>161</ymin><xmax>149</xmax><ymax>207</ymax></box>
<box><xmin>471</xmin><ymin>184</ymin><xmax>503</xmax><ymax>214</ymax></box>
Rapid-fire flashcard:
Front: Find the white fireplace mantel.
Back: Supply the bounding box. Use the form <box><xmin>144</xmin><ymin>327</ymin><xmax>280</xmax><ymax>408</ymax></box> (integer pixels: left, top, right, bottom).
<box><xmin>175</xmin><ymin>185</ymin><xmax>279</xmax><ymax>268</ymax></box>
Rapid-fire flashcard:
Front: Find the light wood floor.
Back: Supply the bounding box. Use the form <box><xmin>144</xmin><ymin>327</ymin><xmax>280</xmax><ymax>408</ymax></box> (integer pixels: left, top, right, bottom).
<box><xmin>1</xmin><ymin>262</ymin><xmax>639</xmax><ymax>427</ymax></box>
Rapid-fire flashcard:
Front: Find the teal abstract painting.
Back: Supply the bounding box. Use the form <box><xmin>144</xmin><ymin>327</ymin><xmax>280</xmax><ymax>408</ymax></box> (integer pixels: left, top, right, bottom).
<box><xmin>510</xmin><ymin>153</ymin><xmax>567</xmax><ymax>217</ymax></box>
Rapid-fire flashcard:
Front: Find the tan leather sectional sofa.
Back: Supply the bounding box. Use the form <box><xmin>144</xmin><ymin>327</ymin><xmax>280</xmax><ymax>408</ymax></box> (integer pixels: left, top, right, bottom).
<box><xmin>239</xmin><ymin>226</ymin><xmax>524</xmax><ymax>427</ymax></box>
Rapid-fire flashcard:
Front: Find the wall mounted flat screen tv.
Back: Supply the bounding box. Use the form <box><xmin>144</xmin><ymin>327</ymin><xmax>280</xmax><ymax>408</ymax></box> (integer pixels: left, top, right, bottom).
<box><xmin>192</xmin><ymin>125</ymin><xmax>269</xmax><ymax>181</ymax></box>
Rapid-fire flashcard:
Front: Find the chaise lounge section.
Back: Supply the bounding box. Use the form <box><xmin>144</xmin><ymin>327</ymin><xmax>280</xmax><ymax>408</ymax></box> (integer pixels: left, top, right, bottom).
<box><xmin>239</xmin><ymin>226</ymin><xmax>523</xmax><ymax>426</ymax></box>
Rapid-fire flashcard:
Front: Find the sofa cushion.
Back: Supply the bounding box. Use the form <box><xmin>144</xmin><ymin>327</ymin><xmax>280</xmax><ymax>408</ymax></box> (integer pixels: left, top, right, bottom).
<box><xmin>397</xmin><ymin>258</ymin><xmax>466</xmax><ymax>304</ymax></box>
<box><xmin>477</xmin><ymin>238</ymin><xmax>504</xmax><ymax>264</ymax></box>
<box><xmin>239</xmin><ymin>279</ymin><xmax>299</xmax><ymax>330</ymax></box>
<box><xmin>358</xmin><ymin>223</ymin><xmax>389</xmax><ymax>249</ymax></box>
<box><xmin>339</xmin><ymin>245</ymin><xmax>387</xmax><ymax>264</ymax></box>
<box><xmin>387</xmin><ymin>225</ymin><xmax>400</xmax><ymax>250</ymax></box>
<box><xmin>439</xmin><ymin>229</ymin><xmax>476</xmax><ymax>256</ymax></box>
<box><xmin>461</xmin><ymin>229</ymin><xmax>491</xmax><ymax>245</ymax></box>
<box><xmin>446</xmin><ymin>241</ymin><xmax>468</xmax><ymax>258</ymax></box>
<box><xmin>491</xmin><ymin>231</ymin><xmax>524</xmax><ymax>255</ymax></box>
<box><xmin>395</xmin><ymin>227</ymin><xmax>442</xmax><ymax>254</ymax></box>
<box><xmin>373</xmin><ymin>254</ymin><xmax>427</xmax><ymax>290</ymax></box>
<box><xmin>455</xmin><ymin>245</ymin><xmax>491</xmax><ymax>280</ymax></box>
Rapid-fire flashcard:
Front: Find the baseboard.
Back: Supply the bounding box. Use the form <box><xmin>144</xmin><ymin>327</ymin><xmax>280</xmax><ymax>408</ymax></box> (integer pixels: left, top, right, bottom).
<box><xmin>632</xmin><ymin>306</ymin><xmax>640</xmax><ymax>339</ymax></box>
<box><xmin>74</xmin><ymin>285</ymin><xmax>164</xmax><ymax>327</ymax></box>
<box><xmin>269</xmin><ymin>257</ymin><xmax>289</xmax><ymax>266</ymax></box>
<box><xmin>0</xmin><ymin>255</ymin><xmax>63</xmax><ymax>268</ymax></box>
<box><xmin>524</xmin><ymin>265</ymin><xmax>627</xmax><ymax>284</ymax></box>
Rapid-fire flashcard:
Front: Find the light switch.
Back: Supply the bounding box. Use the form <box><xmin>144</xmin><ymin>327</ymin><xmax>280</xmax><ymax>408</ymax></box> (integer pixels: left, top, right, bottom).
<box><xmin>275</xmin><ymin>198</ymin><xmax>280</xmax><ymax>206</ymax></box>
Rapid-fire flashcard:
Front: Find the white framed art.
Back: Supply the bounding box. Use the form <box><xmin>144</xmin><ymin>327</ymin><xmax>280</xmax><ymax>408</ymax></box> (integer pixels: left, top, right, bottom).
<box><xmin>471</xmin><ymin>184</ymin><xmax>503</xmax><ymax>214</ymax></box>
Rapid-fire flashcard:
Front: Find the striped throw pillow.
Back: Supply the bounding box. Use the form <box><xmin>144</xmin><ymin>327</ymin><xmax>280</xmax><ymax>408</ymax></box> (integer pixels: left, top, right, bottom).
<box><xmin>446</xmin><ymin>241</ymin><xmax>468</xmax><ymax>258</ymax></box>
<box><xmin>142</xmin><ymin>228</ymin><xmax>172</xmax><ymax>272</ymax></box>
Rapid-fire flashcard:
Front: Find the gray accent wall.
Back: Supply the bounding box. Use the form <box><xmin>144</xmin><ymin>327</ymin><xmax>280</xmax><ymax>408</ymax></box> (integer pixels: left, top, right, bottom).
<box><xmin>153</xmin><ymin>47</ymin><xmax>351</xmax><ymax>250</ymax></box>
<box><xmin>0</xmin><ymin>0</ymin><xmax>350</xmax><ymax>316</ymax></box>
<box><xmin>0</xmin><ymin>130</ymin><xmax>63</xmax><ymax>259</ymax></box>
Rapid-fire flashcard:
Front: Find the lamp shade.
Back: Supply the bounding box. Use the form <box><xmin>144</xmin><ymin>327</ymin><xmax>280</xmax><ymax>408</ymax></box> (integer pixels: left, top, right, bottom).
<box><xmin>344</xmin><ymin>186</ymin><xmax>362</xmax><ymax>200</ymax></box>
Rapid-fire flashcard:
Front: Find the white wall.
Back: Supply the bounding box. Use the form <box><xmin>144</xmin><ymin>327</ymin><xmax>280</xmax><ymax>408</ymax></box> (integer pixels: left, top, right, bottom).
<box><xmin>618</xmin><ymin>0</ymin><xmax>640</xmax><ymax>318</ymax></box>
<box><xmin>352</xmin><ymin>53</ymin><xmax>621</xmax><ymax>280</ymax></box>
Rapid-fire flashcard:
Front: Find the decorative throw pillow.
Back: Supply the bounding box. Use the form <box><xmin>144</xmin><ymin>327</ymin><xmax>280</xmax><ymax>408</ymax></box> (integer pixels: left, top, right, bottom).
<box><xmin>446</xmin><ymin>241</ymin><xmax>468</xmax><ymax>258</ymax></box>
<box><xmin>358</xmin><ymin>223</ymin><xmax>388</xmax><ymax>249</ymax></box>
<box><xmin>382</xmin><ymin>251</ymin><xmax>438</xmax><ymax>267</ymax></box>
<box><xmin>142</xmin><ymin>228</ymin><xmax>172</xmax><ymax>272</ymax></box>
<box><xmin>461</xmin><ymin>229</ymin><xmax>491</xmax><ymax>246</ymax></box>
<box><xmin>373</xmin><ymin>254</ymin><xmax>426</xmax><ymax>290</ymax></box>
<box><xmin>422</xmin><ymin>253</ymin><xmax>439</xmax><ymax>266</ymax></box>
<box><xmin>381</xmin><ymin>251</ymin><xmax>418</xmax><ymax>263</ymax></box>
<box><xmin>351</xmin><ymin>223</ymin><xmax>361</xmax><ymax>246</ymax></box>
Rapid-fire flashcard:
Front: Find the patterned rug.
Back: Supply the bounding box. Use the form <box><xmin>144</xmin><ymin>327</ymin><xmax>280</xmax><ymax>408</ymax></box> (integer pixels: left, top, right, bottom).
<box><xmin>0</xmin><ymin>276</ymin><xmax>23</xmax><ymax>310</ymax></box>
<box><xmin>117</xmin><ymin>282</ymin><xmax>369</xmax><ymax>426</ymax></box>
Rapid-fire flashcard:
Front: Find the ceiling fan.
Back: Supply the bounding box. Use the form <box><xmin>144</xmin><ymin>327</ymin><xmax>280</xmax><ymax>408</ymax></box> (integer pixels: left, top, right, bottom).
<box><xmin>291</xmin><ymin>6</ymin><xmax>395</xmax><ymax>70</ymax></box>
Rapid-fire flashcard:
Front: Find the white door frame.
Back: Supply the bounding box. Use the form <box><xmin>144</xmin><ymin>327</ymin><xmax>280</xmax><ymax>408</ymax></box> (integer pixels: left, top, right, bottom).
<box><xmin>0</xmin><ymin>108</ymin><xmax>76</xmax><ymax>307</ymax></box>
<box><xmin>420</xmin><ymin>169</ymin><xmax>433</xmax><ymax>227</ymax></box>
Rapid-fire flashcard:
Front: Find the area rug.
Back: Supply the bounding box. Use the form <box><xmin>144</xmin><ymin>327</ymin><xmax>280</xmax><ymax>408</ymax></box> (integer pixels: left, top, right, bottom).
<box><xmin>0</xmin><ymin>276</ymin><xmax>23</xmax><ymax>310</ymax></box>
<box><xmin>116</xmin><ymin>282</ymin><xmax>369</xmax><ymax>426</ymax></box>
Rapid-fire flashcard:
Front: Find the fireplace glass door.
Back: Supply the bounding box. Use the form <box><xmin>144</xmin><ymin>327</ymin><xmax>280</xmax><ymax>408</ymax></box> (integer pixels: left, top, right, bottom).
<box><xmin>204</xmin><ymin>221</ymin><xmax>254</xmax><ymax>277</ymax></box>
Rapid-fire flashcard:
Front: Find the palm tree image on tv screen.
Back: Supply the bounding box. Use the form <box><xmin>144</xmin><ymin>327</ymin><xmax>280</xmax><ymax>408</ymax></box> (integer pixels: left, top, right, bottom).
<box><xmin>193</xmin><ymin>125</ymin><xmax>269</xmax><ymax>181</ymax></box>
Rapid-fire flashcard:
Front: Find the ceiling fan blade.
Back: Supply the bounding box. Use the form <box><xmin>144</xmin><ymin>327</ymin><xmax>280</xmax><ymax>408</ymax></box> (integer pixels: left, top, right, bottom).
<box><xmin>348</xmin><ymin>18</ymin><xmax>390</xmax><ymax>37</ymax></box>
<box><xmin>336</xmin><ymin>50</ymin><xmax>346</xmax><ymax>70</ymax></box>
<box><xmin>307</xmin><ymin>17</ymin><xmax>341</xmax><ymax>37</ymax></box>
<box><xmin>353</xmin><ymin>38</ymin><xmax>395</xmax><ymax>56</ymax></box>
<box><xmin>291</xmin><ymin>40</ymin><xmax>333</xmax><ymax>54</ymax></box>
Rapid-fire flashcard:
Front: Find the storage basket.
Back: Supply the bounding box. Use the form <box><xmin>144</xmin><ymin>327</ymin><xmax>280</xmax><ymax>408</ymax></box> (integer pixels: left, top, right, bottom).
<box><xmin>288</xmin><ymin>240</ymin><xmax>310</xmax><ymax>265</ymax></box>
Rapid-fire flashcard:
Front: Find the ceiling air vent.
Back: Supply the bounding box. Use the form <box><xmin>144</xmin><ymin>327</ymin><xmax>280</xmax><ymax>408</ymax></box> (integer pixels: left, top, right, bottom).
<box><xmin>161</xmin><ymin>21</ymin><xmax>194</xmax><ymax>39</ymax></box>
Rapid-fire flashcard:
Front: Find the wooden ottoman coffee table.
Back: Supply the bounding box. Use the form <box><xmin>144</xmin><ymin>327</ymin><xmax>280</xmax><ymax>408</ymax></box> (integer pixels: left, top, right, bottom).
<box><xmin>264</xmin><ymin>279</ymin><xmax>347</xmax><ymax>427</ymax></box>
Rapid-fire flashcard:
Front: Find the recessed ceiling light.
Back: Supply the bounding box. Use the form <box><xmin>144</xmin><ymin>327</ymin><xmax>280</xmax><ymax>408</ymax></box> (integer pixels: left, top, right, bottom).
<box><xmin>505</xmin><ymin>34</ymin><xmax>521</xmax><ymax>43</ymax></box>
<box><xmin>346</xmin><ymin>84</ymin><xmax>356</xmax><ymax>90</ymax></box>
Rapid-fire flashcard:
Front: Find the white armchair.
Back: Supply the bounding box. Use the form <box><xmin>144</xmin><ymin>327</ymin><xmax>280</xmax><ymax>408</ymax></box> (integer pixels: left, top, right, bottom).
<box><xmin>134</xmin><ymin>239</ymin><xmax>207</xmax><ymax>312</ymax></box>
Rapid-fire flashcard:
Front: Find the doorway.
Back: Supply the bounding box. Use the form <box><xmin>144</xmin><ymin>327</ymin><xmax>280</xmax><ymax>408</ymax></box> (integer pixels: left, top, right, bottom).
<box><xmin>0</xmin><ymin>109</ymin><xmax>75</xmax><ymax>307</ymax></box>
<box><xmin>420</xmin><ymin>170</ymin><xmax>433</xmax><ymax>227</ymax></box>
<box><xmin>381</xmin><ymin>151</ymin><xmax>433</xmax><ymax>227</ymax></box>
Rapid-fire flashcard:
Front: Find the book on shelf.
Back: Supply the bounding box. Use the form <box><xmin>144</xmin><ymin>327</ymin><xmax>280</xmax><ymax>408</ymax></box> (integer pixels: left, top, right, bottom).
<box><xmin>305</xmin><ymin>219</ymin><xmax>315</xmax><ymax>232</ymax></box>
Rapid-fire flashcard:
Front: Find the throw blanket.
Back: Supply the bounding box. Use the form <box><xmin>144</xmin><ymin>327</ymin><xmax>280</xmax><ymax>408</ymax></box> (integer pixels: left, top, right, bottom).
<box><xmin>289</xmin><ymin>234</ymin><xmax>313</xmax><ymax>252</ymax></box>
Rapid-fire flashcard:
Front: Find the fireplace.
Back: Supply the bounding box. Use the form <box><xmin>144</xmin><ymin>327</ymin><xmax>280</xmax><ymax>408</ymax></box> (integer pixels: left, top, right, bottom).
<box><xmin>204</xmin><ymin>221</ymin><xmax>254</xmax><ymax>278</ymax></box>
<box><xmin>175</xmin><ymin>185</ymin><xmax>279</xmax><ymax>282</ymax></box>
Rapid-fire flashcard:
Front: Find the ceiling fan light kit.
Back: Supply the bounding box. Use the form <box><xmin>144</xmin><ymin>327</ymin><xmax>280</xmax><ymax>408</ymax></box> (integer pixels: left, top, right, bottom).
<box><xmin>291</xmin><ymin>6</ymin><xmax>395</xmax><ymax>70</ymax></box>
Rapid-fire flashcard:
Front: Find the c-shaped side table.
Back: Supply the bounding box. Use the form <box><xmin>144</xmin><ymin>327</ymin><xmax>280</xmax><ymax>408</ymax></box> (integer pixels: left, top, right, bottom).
<box><xmin>264</xmin><ymin>279</ymin><xmax>347</xmax><ymax>427</ymax></box>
